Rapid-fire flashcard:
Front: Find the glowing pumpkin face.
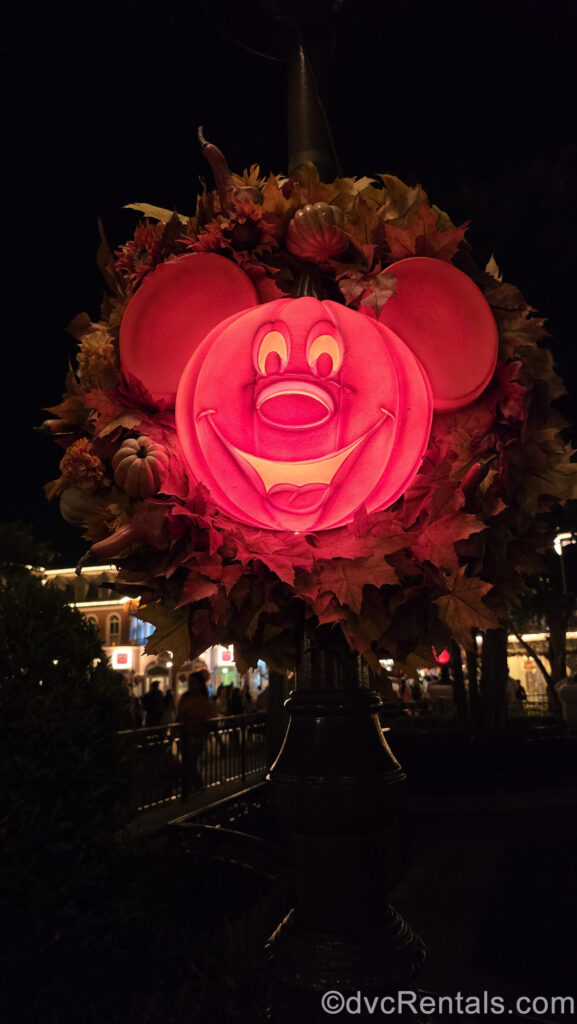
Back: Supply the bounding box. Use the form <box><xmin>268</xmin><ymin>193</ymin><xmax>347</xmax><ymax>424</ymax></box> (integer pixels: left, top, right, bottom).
<box><xmin>123</xmin><ymin>251</ymin><xmax>499</xmax><ymax>533</ymax></box>
<box><xmin>176</xmin><ymin>297</ymin><xmax>433</xmax><ymax>532</ymax></box>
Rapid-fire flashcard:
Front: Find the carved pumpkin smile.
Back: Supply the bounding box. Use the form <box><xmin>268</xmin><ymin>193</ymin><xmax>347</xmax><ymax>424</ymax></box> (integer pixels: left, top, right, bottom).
<box><xmin>199</xmin><ymin>407</ymin><xmax>394</xmax><ymax>513</ymax></box>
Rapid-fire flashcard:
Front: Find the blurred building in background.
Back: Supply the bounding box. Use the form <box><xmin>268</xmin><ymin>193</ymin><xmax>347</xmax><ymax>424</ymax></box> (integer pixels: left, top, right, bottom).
<box><xmin>42</xmin><ymin>565</ymin><xmax>268</xmax><ymax>699</ymax></box>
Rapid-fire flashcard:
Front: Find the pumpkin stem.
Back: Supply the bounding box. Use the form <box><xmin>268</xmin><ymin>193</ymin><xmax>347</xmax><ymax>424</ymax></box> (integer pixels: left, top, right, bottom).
<box><xmin>292</xmin><ymin>268</ymin><xmax>323</xmax><ymax>299</ymax></box>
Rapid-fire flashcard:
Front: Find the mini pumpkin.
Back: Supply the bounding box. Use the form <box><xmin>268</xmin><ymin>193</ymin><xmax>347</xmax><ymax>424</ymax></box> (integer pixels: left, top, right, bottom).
<box><xmin>112</xmin><ymin>436</ymin><xmax>169</xmax><ymax>498</ymax></box>
<box><xmin>286</xmin><ymin>202</ymin><xmax>348</xmax><ymax>264</ymax></box>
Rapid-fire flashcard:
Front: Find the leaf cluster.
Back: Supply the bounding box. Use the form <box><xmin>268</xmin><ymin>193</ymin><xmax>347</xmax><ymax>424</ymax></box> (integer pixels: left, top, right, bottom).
<box><xmin>43</xmin><ymin>165</ymin><xmax>577</xmax><ymax>669</ymax></box>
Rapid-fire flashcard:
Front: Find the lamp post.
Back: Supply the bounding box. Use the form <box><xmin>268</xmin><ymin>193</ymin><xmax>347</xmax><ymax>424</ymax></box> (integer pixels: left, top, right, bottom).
<box><xmin>267</xmin><ymin>620</ymin><xmax>426</xmax><ymax>1018</ymax></box>
<box><xmin>266</xmin><ymin>20</ymin><xmax>426</xmax><ymax>1011</ymax></box>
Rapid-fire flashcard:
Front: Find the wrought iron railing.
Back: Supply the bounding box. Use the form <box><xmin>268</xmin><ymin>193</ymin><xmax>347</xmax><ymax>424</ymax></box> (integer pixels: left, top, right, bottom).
<box><xmin>386</xmin><ymin>694</ymin><xmax>559</xmax><ymax>720</ymax></box>
<box><xmin>119</xmin><ymin>712</ymin><xmax>268</xmax><ymax>813</ymax></box>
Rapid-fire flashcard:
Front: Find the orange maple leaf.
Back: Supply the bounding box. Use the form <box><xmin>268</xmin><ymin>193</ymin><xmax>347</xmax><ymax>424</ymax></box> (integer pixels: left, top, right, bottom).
<box><xmin>434</xmin><ymin>568</ymin><xmax>500</xmax><ymax>647</ymax></box>
<box><xmin>385</xmin><ymin>202</ymin><xmax>468</xmax><ymax>261</ymax></box>
<box><xmin>176</xmin><ymin>571</ymin><xmax>219</xmax><ymax>607</ymax></box>
<box><xmin>413</xmin><ymin>513</ymin><xmax>486</xmax><ymax>570</ymax></box>
<box><xmin>319</xmin><ymin>555</ymin><xmax>398</xmax><ymax>614</ymax></box>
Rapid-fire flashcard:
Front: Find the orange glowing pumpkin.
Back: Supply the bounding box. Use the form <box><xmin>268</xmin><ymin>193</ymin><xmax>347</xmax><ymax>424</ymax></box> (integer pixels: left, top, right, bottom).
<box><xmin>176</xmin><ymin>297</ymin><xmax>433</xmax><ymax>532</ymax></box>
<box><xmin>118</xmin><ymin>248</ymin><xmax>499</xmax><ymax>532</ymax></box>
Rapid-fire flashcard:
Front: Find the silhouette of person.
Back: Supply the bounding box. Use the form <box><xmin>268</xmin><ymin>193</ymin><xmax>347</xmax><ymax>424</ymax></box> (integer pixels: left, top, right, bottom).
<box><xmin>229</xmin><ymin>686</ymin><xmax>245</xmax><ymax>716</ymax></box>
<box><xmin>162</xmin><ymin>688</ymin><xmax>176</xmax><ymax>724</ymax></box>
<box><xmin>141</xmin><ymin>680</ymin><xmax>164</xmax><ymax>727</ymax></box>
<box><xmin>177</xmin><ymin>670</ymin><xmax>218</xmax><ymax>797</ymax></box>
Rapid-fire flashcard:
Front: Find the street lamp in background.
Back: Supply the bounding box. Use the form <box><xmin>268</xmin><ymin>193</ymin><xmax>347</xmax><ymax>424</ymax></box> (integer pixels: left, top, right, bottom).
<box><xmin>553</xmin><ymin>532</ymin><xmax>576</xmax><ymax>594</ymax></box>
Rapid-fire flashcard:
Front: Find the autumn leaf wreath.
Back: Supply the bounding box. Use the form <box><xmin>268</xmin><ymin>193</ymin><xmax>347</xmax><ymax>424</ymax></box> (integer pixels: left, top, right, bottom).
<box><xmin>43</xmin><ymin>138</ymin><xmax>576</xmax><ymax>672</ymax></box>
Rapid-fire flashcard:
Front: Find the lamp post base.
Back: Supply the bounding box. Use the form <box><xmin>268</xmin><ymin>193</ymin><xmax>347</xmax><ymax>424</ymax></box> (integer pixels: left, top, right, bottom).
<box><xmin>266</xmin><ymin>678</ymin><xmax>426</xmax><ymax>1020</ymax></box>
<box><xmin>268</xmin><ymin>904</ymin><xmax>426</xmax><ymax>993</ymax></box>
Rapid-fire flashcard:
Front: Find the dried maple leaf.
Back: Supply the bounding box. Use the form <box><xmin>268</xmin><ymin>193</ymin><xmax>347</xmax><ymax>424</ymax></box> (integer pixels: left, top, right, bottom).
<box><xmin>385</xmin><ymin>203</ymin><xmax>468</xmax><ymax>261</ymax></box>
<box><xmin>313</xmin><ymin>595</ymin><xmax>346</xmax><ymax>625</ymax></box>
<box><xmin>44</xmin><ymin>394</ymin><xmax>92</xmax><ymax>428</ymax></box>
<box><xmin>246</xmin><ymin>599</ymin><xmax>280</xmax><ymax>642</ymax></box>
<box><xmin>157</xmin><ymin>442</ymin><xmax>190</xmax><ymax>501</ymax></box>
<box><xmin>141</xmin><ymin>602</ymin><xmax>192</xmax><ymax>667</ymax></box>
<box><xmin>342</xmin><ymin>195</ymin><xmax>382</xmax><ymax>249</ymax></box>
<box><xmin>519</xmin><ymin>345</ymin><xmax>565</xmax><ymax>401</ymax></box>
<box><xmin>375</xmin><ymin>175</ymin><xmax>428</xmax><ymax>224</ymax></box>
<box><xmin>261</xmin><ymin>174</ymin><xmax>296</xmax><ymax>231</ymax></box>
<box><xmin>176</xmin><ymin>572</ymin><xmax>220</xmax><ymax>607</ymax></box>
<box><xmin>434</xmin><ymin>568</ymin><xmax>500</xmax><ymax>647</ymax></box>
<box><xmin>311</xmin><ymin>523</ymin><xmax>373</xmax><ymax>560</ymax></box>
<box><xmin>125</xmin><ymin>203</ymin><xmax>189</xmax><ymax>224</ymax></box>
<box><xmin>497</xmin><ymin>312</ymin><xmax>548</xmax><ymax>360</ymax></box>
<box><xmin>293</xmin><ymin>570</ymin><xmax>322</xmax><ymax>602</ymax></box>
<box><xmin>83</xmin><ymin>389</ymin><xmax>133</xmax><ymax>436</ymax></box>
<box><xmin>484</xmin><ymin>254</ymin><xmax>502</xmax><ymax>281</ymax></box>
<box><xmin>401</xmin><ymin>458</ymin><xmax>465</xmax><ymax>527</ymax></box>
<box><xmin>319</xmin><ymin>555</ymin><xmax>398</xmax><ymax>614</ymax></box>
<box><xmin>293</xmin><ymin>162</ymin><xmax>340</xmax><ymax>207</ymax></box>
<box><xmin>359</xmin><ymin>272</ymin><xmax>397</xmax><ymax>318</ymax></box>
<box><xmin>209</xmin><ymin>587</ymin><xmax>231</xmax><ymax>626</ymax></box>
<box><xmin>413</xmin><ymin>512</ymin><xmax>486</xmax><ymax>570</ymax></box>
<box><xmin>221</xmin><ymin>564</ymin><xmax>244</xmax><ymax>595</ymax></box>
<box><xmin>492</xmin><ymin>360</ymin><xmax>526</xmax><ymax>421</ymax></box>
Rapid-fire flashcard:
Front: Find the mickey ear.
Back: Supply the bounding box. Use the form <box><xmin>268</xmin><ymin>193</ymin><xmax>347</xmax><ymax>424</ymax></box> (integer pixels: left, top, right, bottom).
<box><xmin>119</xmin><ymin>253</ymin><xmax>258</xmax><ymax>406</ymax></box>
<box><xmin>378</xmin><ymin>257</ymin><xmax>498</xmax><ymax>411</ymax></box>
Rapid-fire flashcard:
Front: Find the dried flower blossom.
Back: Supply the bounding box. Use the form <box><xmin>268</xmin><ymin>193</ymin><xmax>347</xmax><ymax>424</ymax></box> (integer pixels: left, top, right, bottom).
<box><xmin>60</xmin><ymin>439</ymin><xmax>108</xmax><ymax>492</ymax></box>
<box><xmin>76</xmin><ymin>331</ymin><xmax>119</xmax><ymax>389</ymax></box>
<box><xmin>115</xmin><ymin>221</ymin><xmax>163</xmax><ymax>289</ymax></box>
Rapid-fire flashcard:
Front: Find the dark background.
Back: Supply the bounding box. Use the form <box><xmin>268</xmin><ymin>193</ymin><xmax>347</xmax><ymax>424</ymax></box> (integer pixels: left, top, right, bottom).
<box><xmin>4</xmin><ymin>0</ymin><xmax>576</xmax><ymax>566</ymax></box>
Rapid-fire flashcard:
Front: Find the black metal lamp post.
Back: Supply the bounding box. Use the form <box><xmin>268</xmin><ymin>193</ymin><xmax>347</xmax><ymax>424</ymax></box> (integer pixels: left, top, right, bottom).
<box><xmin>263</xmin><ymin>14</ymin><xmax>426</xmax><ymax>1017</ymax></box>
<box><xmin>267</xmin><ymin>621</ymin><xmax>426</xmax><ymax>1018</ymax></box>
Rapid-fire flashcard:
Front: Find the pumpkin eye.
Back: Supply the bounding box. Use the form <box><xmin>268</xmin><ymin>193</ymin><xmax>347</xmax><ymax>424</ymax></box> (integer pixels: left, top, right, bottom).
<box><xmin>307</xmin><ymin>333</ymin><xmax>343</xmax><ymax>378</ymax></box>
<box><xmin>256</xmin><ymin>330</ymin><xmax>289</xmax><ymax>375</ymax></box>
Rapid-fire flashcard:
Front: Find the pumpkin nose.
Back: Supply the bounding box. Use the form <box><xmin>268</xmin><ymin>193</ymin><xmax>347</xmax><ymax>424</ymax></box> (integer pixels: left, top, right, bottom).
<box><xmin>256</xmin><ymin>379</ymin><xmax>335</xmax><ymax>429</ymax></box>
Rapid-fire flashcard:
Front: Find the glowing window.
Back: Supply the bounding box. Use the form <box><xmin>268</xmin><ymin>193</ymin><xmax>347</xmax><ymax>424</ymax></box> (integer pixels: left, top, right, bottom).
<box><xmin>106</xmin><ymin>613</ymin><xmax>121</xmax><ymax>646</ymax></box>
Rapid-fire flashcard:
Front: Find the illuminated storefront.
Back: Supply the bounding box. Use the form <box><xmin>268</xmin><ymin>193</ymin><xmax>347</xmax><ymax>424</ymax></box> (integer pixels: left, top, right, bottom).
<box><xmin>42</xmin><ymin>565</ymin><xmax>268</xmax><ymax>699</ymax></box>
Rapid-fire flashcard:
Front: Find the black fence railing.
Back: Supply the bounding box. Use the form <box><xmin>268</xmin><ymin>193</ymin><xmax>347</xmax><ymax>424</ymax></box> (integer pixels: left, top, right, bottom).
<box><xmin>120</xmin><ymin>713</ymin><xmax>268</xmax><ymax>814</ymax></box>
<box><xmin>390</xmin><ymin>694</ymin><xmax>557</xmax><ymax>719</ymax></box>
<box><xmin>121</xmin><ymin>696</ymin><xmax>563</xmax><ymax>814</ymax></box>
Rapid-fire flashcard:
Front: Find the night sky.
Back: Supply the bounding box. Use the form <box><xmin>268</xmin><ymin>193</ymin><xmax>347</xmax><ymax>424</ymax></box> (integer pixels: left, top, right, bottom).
<box><xmin>5</xmin><ymin>0</ymin><xmax>577</xmax><ymax>566</ymax></box>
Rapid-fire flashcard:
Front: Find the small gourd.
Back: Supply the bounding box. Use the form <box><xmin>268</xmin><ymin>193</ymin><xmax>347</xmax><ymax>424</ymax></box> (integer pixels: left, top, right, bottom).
<box><xmin>112</xmin><ymin>436</ymin><xmax>169</xmax><ymax>498</ymax></box>
<box><xmin>60</xmin><ymin>486</ymin><xmax>105</xmax><ymax>525</ymax></box>
<box><xmin>286</xmin><ymin>202</ymin><xmax>348</xmax><ymax>264</ymax></box>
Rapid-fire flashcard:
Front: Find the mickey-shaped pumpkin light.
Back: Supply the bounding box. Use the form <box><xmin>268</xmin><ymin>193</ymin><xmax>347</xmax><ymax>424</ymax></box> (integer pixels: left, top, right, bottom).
<box><xmin>119</xmin><ymin>250</ymin><xmax>498</xmax><ymax>532</ymax></box>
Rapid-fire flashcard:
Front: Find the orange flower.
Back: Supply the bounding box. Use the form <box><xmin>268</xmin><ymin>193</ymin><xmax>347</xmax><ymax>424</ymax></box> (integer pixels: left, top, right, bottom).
<box><xmin>115</xmin><ymin>221</ymin><xmax>163</xmax><ymax>289</ymax></box>
<box><xmin>60</xmin><ymin>439</ymin><xmax>107</xmax><ymax>492</ymax></box>
<box><xmin>224</xmin><ymin>199</ymin><xmax>277</xmax><ymax>253</ymax></box>
<box><xmin>76</xmin><ymin>330</ymin><xmax>119</xmax><ymax>389</ymax></box>
<box><xmin>189</xmin><ymin>219</ymin><xmax>227</xmax><ymax>253</ymax></box>
<box><xmin>189</xmin><ymin>200</ymin><xmax>277</xmax><ymax>258</ymax></box>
